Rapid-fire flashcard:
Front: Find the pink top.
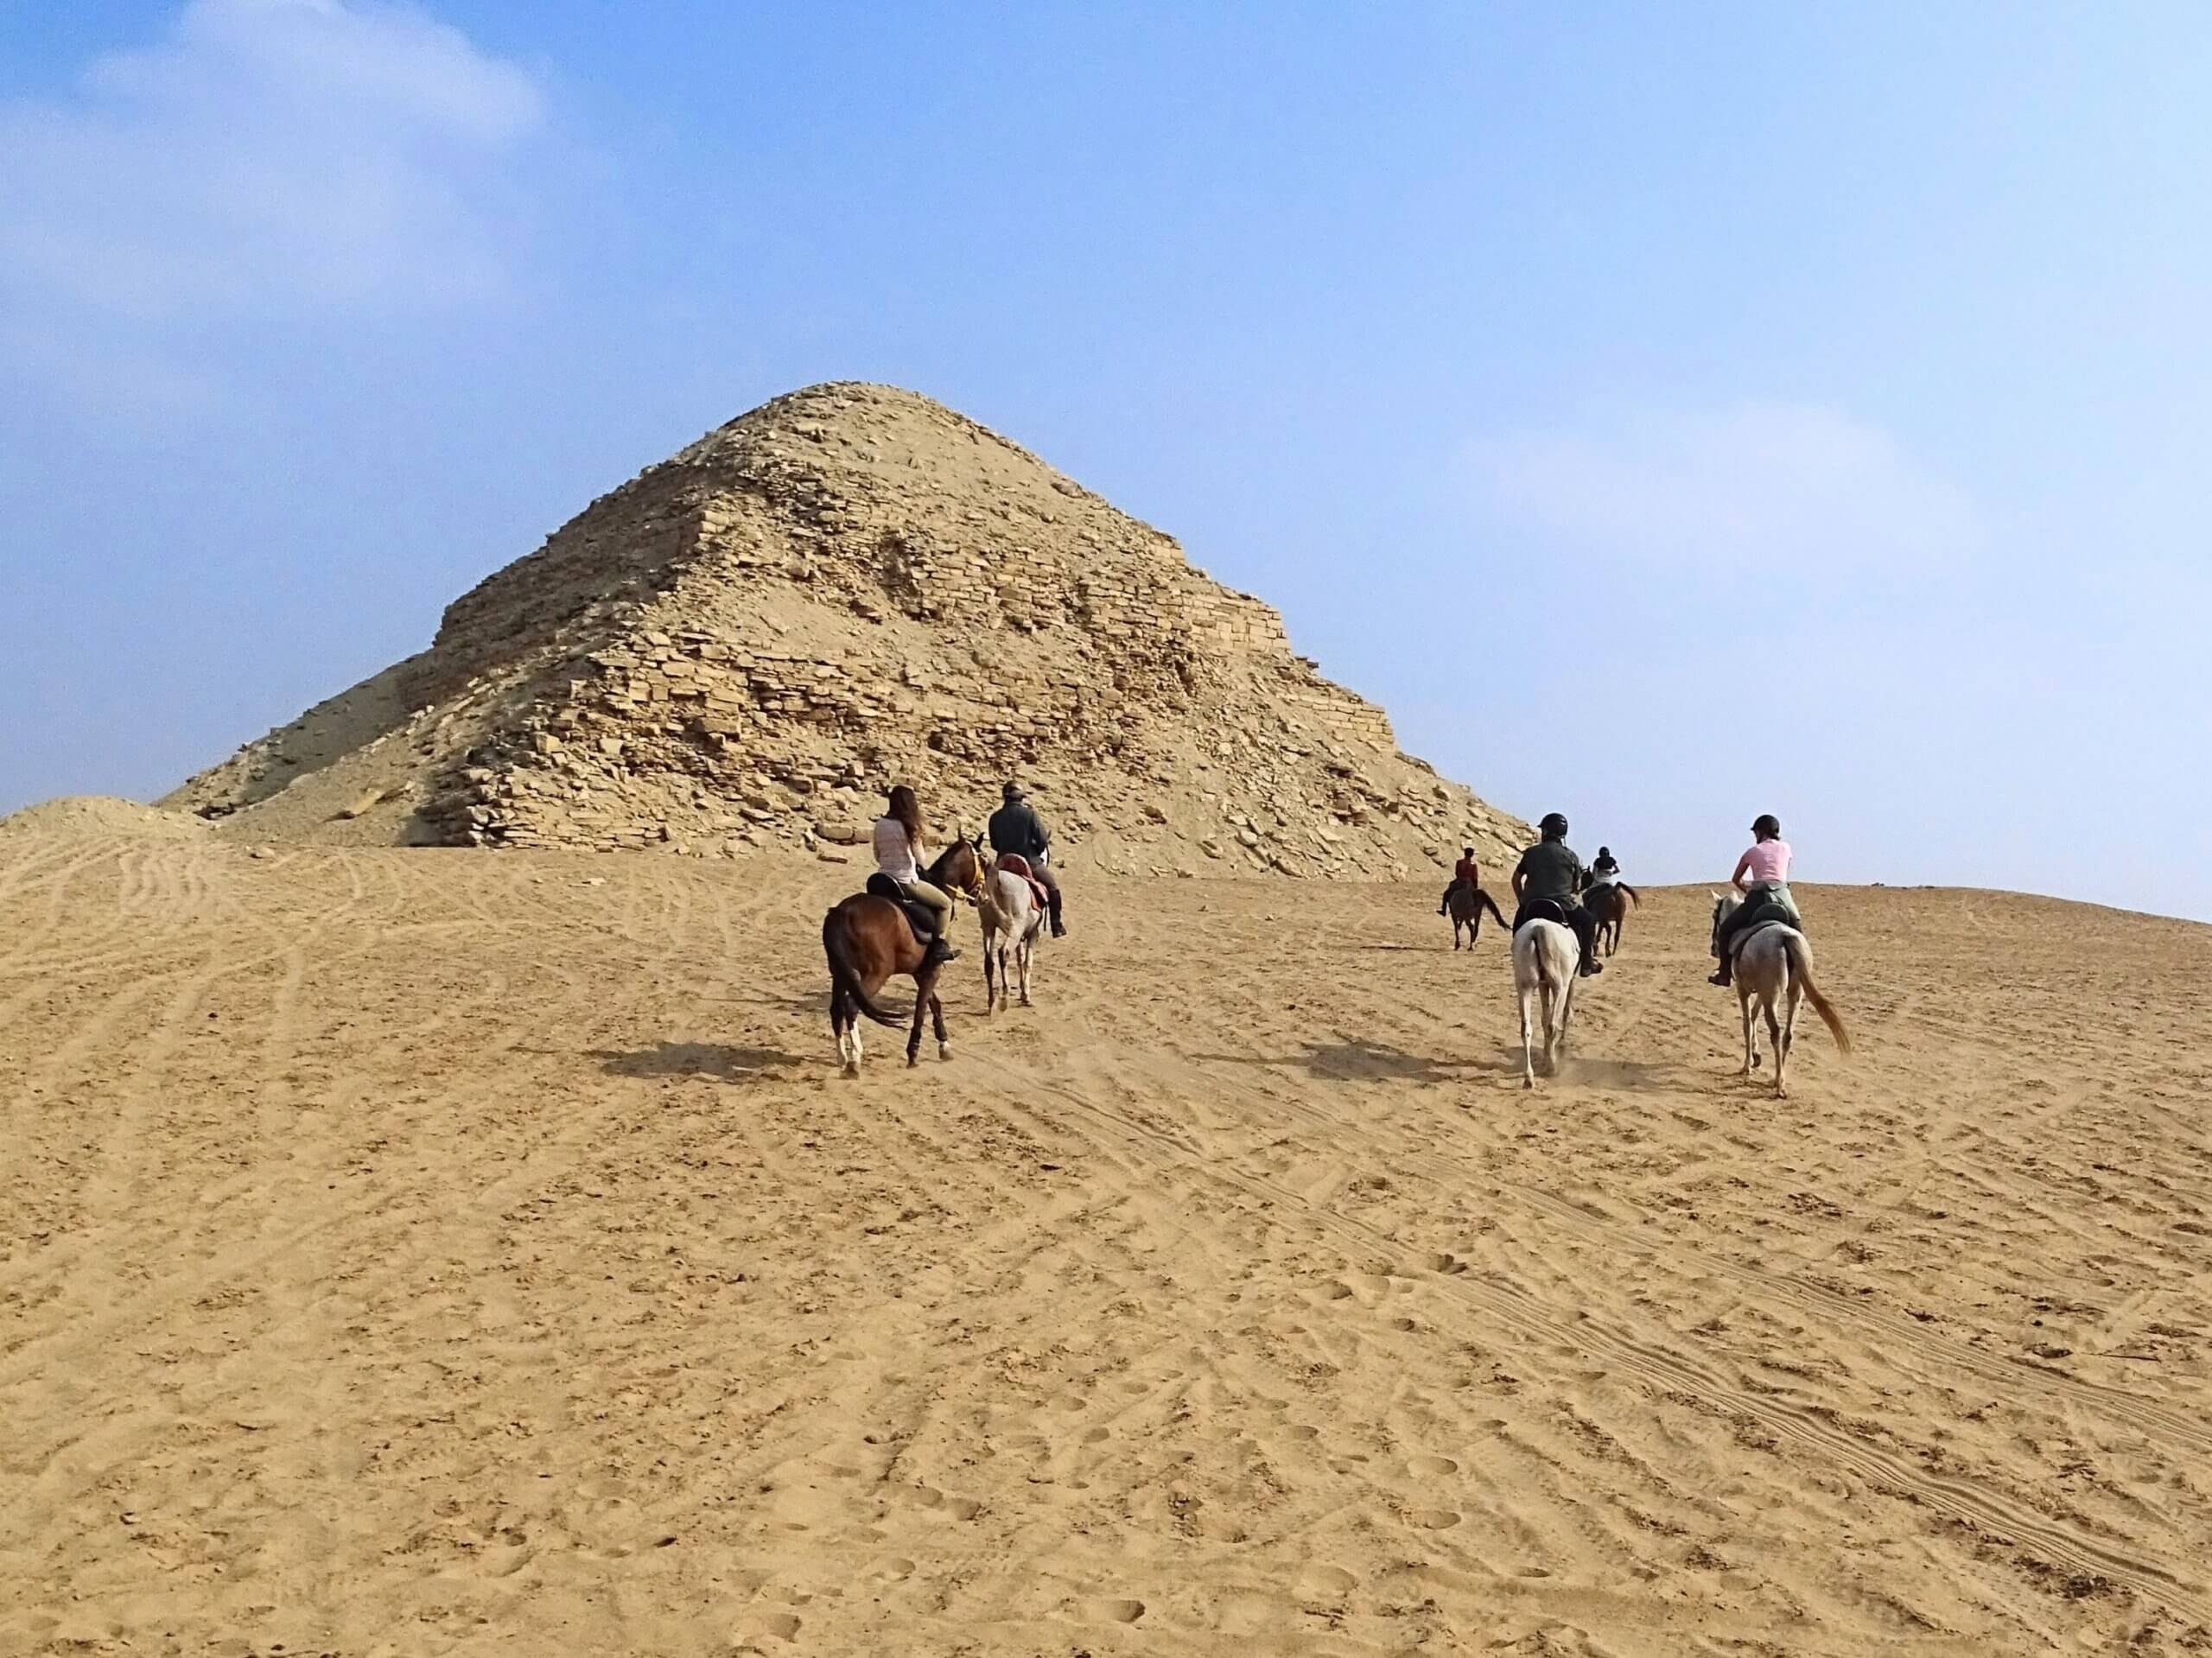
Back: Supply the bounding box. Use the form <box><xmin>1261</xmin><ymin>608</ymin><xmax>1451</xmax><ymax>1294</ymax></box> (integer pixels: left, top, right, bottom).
<box><xmin>1737</xmin><ymin>839</ymin><xmax>1792</xmax><ymax>885</ymax></box>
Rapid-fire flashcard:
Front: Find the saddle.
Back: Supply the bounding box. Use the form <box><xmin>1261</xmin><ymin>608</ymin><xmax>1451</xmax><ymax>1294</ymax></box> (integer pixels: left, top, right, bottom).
<box><xmin>992</xmin><ymin>853</ymin><xmax>1052</xmax><ymax>914</ymax></box>
<box><xmin>1516</xmin><ymin>897</ymin><xmax>1572</xmax><ymax>931</ymax></box>
<box><xmin>864</xmin><ymin>872</ymin><xmax>939</xmax><ymax>945</ymax></box>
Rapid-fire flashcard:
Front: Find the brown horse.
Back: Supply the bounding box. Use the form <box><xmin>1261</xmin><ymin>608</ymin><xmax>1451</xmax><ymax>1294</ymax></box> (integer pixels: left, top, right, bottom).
<box><xmin>823</xmin><ymin>894</ymin><xmax>949</xmax><ymax>1073</ymax></box>
<box><xmin>1584</xmin><ymin>881</ymin><xmax>1638</xmax><ymax>956</ymax></box>
<box><xmin>1446</xmin><ymin>882</ymin><xmax>1510</xmax><ymax>950</ymax></box>
<box><xmin>925</xmin><ymin>835</ymin><xmax>987</xmax><ymax>902</ymax></box>
<box><xmin>820</xmin><ymin>835</ymin><xmax>979</xmax><ymax>1073</ymax></box>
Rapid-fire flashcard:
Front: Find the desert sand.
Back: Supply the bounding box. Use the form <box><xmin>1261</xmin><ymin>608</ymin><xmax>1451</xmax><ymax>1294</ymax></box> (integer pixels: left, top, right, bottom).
<box><xmin>3</xmin><ymin>820</ymin><xmax>2210</xmax><ymax>1655</ymax></box>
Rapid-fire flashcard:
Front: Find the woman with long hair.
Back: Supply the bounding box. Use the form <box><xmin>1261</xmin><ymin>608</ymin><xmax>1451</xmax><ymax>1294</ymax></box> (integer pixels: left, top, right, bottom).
<box><xmin>873</xmin><ymin>785</ymin><xmax>959</xmax><ymax>960</ymax></box>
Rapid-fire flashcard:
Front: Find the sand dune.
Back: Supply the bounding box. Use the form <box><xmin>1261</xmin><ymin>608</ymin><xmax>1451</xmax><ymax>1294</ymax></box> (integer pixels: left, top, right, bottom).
<box><xmin>3</xmin><ymin>827</ymin><xmax>2209</xmax><ymax>1654</ymax></box>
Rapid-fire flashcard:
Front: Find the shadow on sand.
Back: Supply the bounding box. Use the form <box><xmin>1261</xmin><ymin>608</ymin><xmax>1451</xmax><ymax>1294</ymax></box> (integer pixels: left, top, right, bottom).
<box><xmin>1486</xmin><ymin>1047</ymin><xmax>1686</xmax><ymax>1089</ymax></box>
<box><xmin>591</xmin><ymin>1042</ymin><xmax>810</xmax><ymax>1082</ymax></box>
<box><xmin>1197</xmin><ymin>1036</ymin><xmax>1513</xmax><ymax>1083</ymax></box>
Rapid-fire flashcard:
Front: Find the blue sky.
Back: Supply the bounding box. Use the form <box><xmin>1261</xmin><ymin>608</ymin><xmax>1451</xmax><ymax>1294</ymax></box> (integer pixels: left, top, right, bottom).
<box><xmin>3</xmin><ymin>3</ymin><xmax>2208</xmax><ymax>917</ymax></box>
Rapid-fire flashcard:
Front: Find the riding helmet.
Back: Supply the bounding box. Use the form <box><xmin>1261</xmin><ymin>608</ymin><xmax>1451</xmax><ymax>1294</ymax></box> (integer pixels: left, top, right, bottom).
<box><xmin>1539</xmin><ymin>811</ymin><xmax>1569</xmax><ymax>837</ymax></box>
<box><xmin>1751</xmin><ymin>813</ymin><xmax>1781</xmax><ymax>838</ymax></box>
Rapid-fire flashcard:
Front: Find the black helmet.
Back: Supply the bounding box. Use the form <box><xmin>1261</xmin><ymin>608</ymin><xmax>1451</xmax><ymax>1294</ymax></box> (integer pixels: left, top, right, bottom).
<box><xmin>1462</xmin><ymin>845</ymin><xmax>1474</xmax><ymax>856</ymax></box>
<box><xmin>1597</xmin><ymin>845</ymin><xmax>1611</xmax><ymax>857</ymax></box>
<box><xmin>1539</xmin><ymin>812</ymin><xmax>1569</xmax><ymax>838</ymax></box>
<box><xmin>1751</xmin><ymin>813</ymin><xmax>1781</xmax><ymax>838</ymax></box>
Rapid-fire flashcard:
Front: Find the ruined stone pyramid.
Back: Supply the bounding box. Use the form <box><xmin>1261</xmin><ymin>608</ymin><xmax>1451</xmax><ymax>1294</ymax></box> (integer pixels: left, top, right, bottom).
<box><xmin>168</xmin><ymin>384</ymin><xmax>1527</xmax><ymax>877</ymax></box>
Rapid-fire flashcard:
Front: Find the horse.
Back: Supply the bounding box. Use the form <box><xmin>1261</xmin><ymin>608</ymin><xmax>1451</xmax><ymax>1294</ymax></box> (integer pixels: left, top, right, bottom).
<box><xmin>1511</xmin><ymin>916</ymin><xmax>1581</xmax><ymax>1087</ymax></box>
<box><xmin>977</xmin><ymin>860</ymin><xmax>1046</xmax><ymax>1013</ymax></box>
<box><xmin>925</xmin><ymin>834</ymin><xmax>987</xmax><ymax>904</ymax></box>
<box><xmin>1584</xmin><ymin>880</ymin><xmax>1639</xmax><ymax>956</ymax></box>
<box><xmin>1446</xmin><ymin>881</ymin><xmax>1510</xmax><ymax>950</ymax></box>
<box><xmin>822</xmin><ymin>893</ymin><xmax>951</xmax><ymax>1074</ymax></box>
<box><xmin>1711</xmin><ymin>893</ymin><xmax>1851</xmax><ymax>1097</ymax></box>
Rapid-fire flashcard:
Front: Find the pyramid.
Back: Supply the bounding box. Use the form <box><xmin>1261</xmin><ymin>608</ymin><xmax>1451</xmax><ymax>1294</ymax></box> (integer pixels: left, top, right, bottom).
<box><xmin>167</xmin><ymin>384</ymin><xmax>1528</xmax><ymax>878</ymax></box>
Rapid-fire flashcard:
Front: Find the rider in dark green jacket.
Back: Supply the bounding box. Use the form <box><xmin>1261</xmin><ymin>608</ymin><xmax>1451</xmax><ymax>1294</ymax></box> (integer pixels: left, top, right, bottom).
<box><xmin>1511</xmin><ymin>813</ymin><xmax>1603</xmax><ymax>977</ymax></box>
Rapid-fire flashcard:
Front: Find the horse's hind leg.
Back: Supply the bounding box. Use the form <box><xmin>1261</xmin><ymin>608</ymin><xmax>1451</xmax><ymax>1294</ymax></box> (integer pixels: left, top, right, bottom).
<box><xmin>1739</xmin><ymin>988</ymin><xmax>1758</xmax><ymax>1077</ymax></box>
<box><xmin>982</xmin><ymin>929</ymin><xmax>998</xmax><ymax>1014</ymax></box>
<box><xmin>1764</xmin><ymin>997</ymin><xmax>1787</xmax><ymax>1097</ymax></box>
<box><xmin>931</xmin><ymin>990</ymin><xmax>951</xmax><ymax>1060</ymax></box>
<box><xmin>830</xmin><ymin>990</ymin><xmax>855</xmax><ymax>1074</ymax></box>
<box><xmin>1519</xmin><ymin>983</ymin><xmax>1537</xmax><ymax>1089</ymax></box>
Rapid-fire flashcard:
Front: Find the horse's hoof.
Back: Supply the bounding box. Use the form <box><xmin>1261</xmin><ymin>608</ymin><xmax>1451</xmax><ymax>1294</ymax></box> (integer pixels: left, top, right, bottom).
<box><xmin>938</xmin><ymin>1042</ymin><xmax>953</xmax><ymax>1060</ymax></box>
<box><xmin>842</xmin><ymin>1061</ymin><xmax>859</xmax><ymax>1077</ymax></box>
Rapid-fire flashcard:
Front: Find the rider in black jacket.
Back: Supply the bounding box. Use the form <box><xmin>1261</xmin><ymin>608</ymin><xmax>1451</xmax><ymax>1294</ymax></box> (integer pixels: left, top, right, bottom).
<box><xmin>987</xmin><ymin>781</ymin><xmax>1065</xmax><ymax>937</ymax></box>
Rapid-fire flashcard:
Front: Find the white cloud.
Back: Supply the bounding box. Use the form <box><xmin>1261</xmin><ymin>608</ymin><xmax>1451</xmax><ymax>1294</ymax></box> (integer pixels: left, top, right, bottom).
<box><xmin>0</xmin><ymin>0</ymin><xmax>547</xmax><ymax>324</ymax></box>
<box><xmin>1465</xmin><ymin>402</ymin><xmax>1984</xmax><ymax>575</ymax></box>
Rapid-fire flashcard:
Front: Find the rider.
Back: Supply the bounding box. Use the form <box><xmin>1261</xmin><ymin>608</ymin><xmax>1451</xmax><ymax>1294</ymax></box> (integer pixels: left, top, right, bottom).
<box><xmin>988</xmin><ymin>780</ymin><xmax>1064</xmax><ymax>937</ymax></box>
<box><xmin>1512</xmin><ymin>813</ymin><xmax>1603</xmax><ymax>977</ymax></box>
<box><xmin>873</xmin><ymin>785</ymin><xmax>960</xmax><ymax>963</ymax></box>
<box><xmin>1587</xmin><ymin>846</ymin><xmax>1620</xmax><ymax>888</ymax></box>
<box><xmin>1438</xmin><ymin>846</ymin><xmax>1481</xmax><ymax>916</ymax></box>
<box><xmin>1709</xmin><ymin>813</ymin><xmax>1798</xmax><ymax>987</ymax></box>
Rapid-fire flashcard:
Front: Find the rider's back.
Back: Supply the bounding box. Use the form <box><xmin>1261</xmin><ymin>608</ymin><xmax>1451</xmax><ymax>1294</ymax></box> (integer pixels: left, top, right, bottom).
<box><xmin>872</xmin><ymin>816</ymin><xmax>919</xmax><ymax>883</ymax></box>
<box><xmin>1516</xmin><ymin>840</ymin><xmax>1582</xmax><ymax>904</ymax></box>
<box><xmin>1741</xmin><ymin>839</ymin><xmax>1791</xmax><ymax>884</ymax></box>
<box><xmin>989</xmin><ymin>800</ymin><xmax>1046</xmax><ymax>860</ymax></box>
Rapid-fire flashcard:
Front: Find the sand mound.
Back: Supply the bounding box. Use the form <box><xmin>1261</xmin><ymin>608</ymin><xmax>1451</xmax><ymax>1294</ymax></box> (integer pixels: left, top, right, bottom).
<box><xmin>0</xmin><ymin>795</ymin><xmax>209</xmax><ymax>841</ymax></box>
<box><xmin>165</xmin><ymin>384</ymin><xmax>1525</xmax><ymax>873</ymax></box>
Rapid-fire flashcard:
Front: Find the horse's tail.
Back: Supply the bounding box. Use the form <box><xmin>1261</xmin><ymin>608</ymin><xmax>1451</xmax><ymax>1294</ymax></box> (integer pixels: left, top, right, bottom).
<box><xmin>1783</xmin><ymin>931</ymin><xmax>1852</xmax><ymax>1053</ymax></box>
<box><xmin>1617</xmin><ymin>882</ymin><xmax>1640</xmax><ymax>909</ymax></box>
<box><xmin>1480</xmin><ymin>888</ymin><xmax>1509</xmax><ymax>929</ymax></box>
<box><xmin>823</xmin><ymin>905</ymin><xmax>906</xmax><ymax>1028</ymax></box>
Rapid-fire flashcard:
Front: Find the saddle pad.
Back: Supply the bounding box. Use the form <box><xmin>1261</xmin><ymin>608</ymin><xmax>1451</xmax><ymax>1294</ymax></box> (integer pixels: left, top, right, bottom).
<box><xmin>1728</xmin><ymin>919</ymin><xmax>1789</xmax><ymax>960</ymax></box>
<box><xmin>862</xmin><ymin>873</ymin><xmax>936</xmax><ymax>943</ymax></box>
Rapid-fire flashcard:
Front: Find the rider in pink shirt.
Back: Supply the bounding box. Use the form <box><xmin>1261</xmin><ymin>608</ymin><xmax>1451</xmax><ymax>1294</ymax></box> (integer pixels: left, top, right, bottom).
<box><xmin>1711</xmin><ymin>814</ymin><xmax>1801</xmax><ymax>987</ymax></box>
<box><xmin>1735</xmin><ymin>835</ymin><xmax>1791</xmax><ymax>887</ymax></box>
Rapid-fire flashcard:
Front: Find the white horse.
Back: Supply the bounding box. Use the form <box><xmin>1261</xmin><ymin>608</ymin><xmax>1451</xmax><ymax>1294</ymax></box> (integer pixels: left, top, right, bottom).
<box><xmin>1712</xmin><ymin>893</ymin><xmax>1851</xmax><ymax>1097</ymax></box>
<box><xmin>978</xmin><ymin>863</ymin><xmax>1045</xmax><ymax>1013</ymax></box>
<box><xmin>1511</xmin><ymin>917</ymin><xmax>1580</xmax><ymax>1087</ymax></box>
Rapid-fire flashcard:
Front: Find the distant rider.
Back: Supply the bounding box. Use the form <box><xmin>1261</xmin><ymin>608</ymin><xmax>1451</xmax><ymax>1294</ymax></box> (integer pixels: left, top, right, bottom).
<box><xmin>988</xmin><ymin>780</ymin><xmax>1065</xmax><ymax>937</ymax></box>
<box><xmin>1512</xmin><ymin>813</ymin><xmax>1603</xmax><ymax>977</ymax></box>
<box><xmin>873</xmin><ymin>785</ymin><xmax>960</xmax><ymax>963</ymax></box>
<box><xmin>1587</xmin><ymin>846</ymin><xmax>1620</xmax><ymax>888</ymax></box>
<box><xmin>1709</xmin><ymin>813</ymin><xmax>1798</xmax><ymax>987</ymax></box>
<box><xmin>1438</xmin><ymin>846</ymin><xmax>1482</xmax><ymax>916</ymax></box>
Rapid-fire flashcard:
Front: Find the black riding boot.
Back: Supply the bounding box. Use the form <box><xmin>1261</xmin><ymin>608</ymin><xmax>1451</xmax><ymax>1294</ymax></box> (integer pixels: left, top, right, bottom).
<box><xmin>1573</xmin><ymin>912</ymin><xmax>1604</xmax><ymax>976</ymax></box>
<box><xmin>925</xmin><ymin>930</ymin><xmax>961</xmax><ymax>966</ymax></box>
<box><xmin>1709</xmin><ymin>948</ymin><xmax>1732</xmax><ymax>987</ymax></box>
<box><xmin>1048</xmin><ymin>893</ymin><xmax>1065</xmax><ymax>938</ymax></box>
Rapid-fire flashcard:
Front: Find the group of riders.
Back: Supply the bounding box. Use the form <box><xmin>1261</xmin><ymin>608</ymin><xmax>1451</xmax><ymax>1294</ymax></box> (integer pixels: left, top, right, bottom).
<box><xmin>868</xmin><ymin>779</ymin><xmax>1067</xmax><ymax>965</ymax></box>
<box><xmin>864</xmin><ymin>778</ymin><xmax>1799</xmax><ymax>987</ymax></box>
<box><xmin>1440</xmin><ymin>811</ymin><xmax>1798</xmax><ymax>984</ymax></box>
